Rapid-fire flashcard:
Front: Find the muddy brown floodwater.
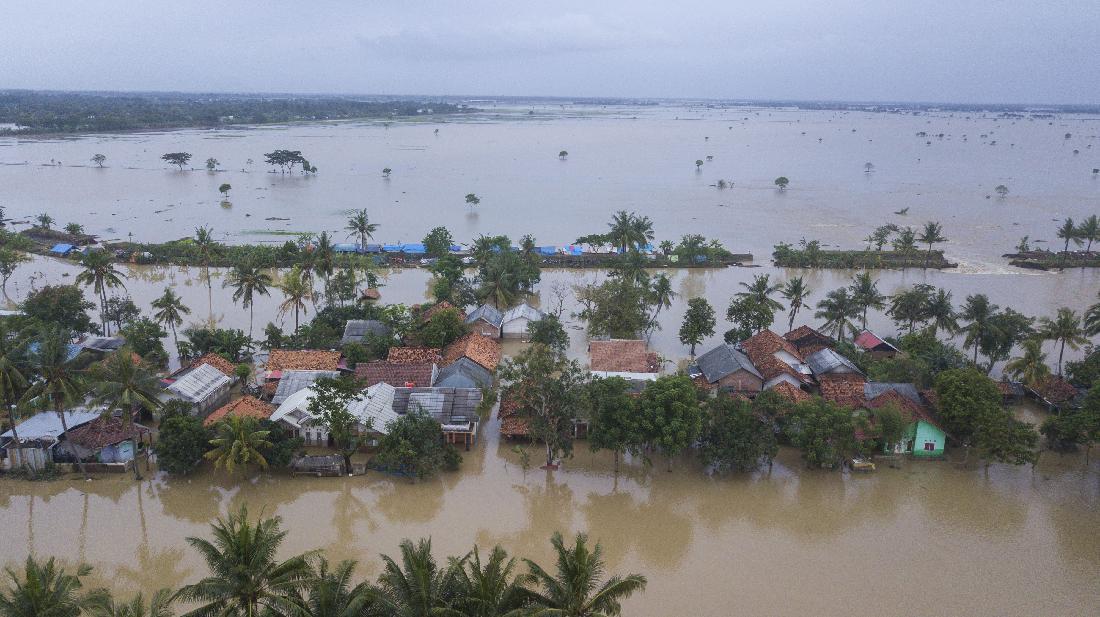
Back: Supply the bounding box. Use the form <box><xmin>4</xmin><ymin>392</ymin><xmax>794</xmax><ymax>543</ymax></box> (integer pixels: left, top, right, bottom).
<box><xmin>0</xmin><ymin>411</ymin><xmax>1098</xmax><ymax>617</ymax></box>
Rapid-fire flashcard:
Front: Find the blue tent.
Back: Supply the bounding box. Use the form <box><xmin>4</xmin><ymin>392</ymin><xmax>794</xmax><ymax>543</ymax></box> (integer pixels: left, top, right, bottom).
<box><xmin>401</xmin><ymin>243</ymin><xmax>426</xmax><ymax>255</ymax></box>
<box><xmin>50</xmin><ymin>243</ymin><xmax>75</xmax><ymax>256</ymax></box>
<box><xmin>535</xmin><ymin>246</ymin><xmax>557</xmax><ymax>256</ymax></box>
<box><xmin>565</xmin><ymin>245</ymin><xmax>583</xmax><ymax>256</ymax></box>
<box><xmin>333</xmin><ymin>243</ymin><xmax>359</xmax><ymax>253</ymax></box>
<box><xmin>364</xmin><ymin>244</ymin><xmax>382</xmax><ymax>253</ymax></box>
<box><xmin>449</xmin><ymin>244</ymin><xmax>463</xmax><ymax>253</ymax></box>
<box><xmin>382</xmin><ymin>244</ymin><xmax>404</xmax><ymax>253</ymax></box>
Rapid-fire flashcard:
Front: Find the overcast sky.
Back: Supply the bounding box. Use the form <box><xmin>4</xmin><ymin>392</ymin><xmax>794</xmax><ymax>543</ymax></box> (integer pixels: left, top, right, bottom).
<box><xmin>3</xmin><ymin>0</ymin><xmax>1098</xmax><ymax>104</ymax></box>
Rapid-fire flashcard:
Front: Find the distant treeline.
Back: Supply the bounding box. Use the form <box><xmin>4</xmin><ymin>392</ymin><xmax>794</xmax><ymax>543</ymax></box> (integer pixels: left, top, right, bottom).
<box><xmin>0</xmin><ymin>91</ymin><xmax>471</xmax><ymax>134</ymax></box>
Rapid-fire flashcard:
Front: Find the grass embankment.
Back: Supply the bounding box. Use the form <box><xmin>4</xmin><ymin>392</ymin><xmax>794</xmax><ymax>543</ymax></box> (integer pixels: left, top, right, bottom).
<box><xmin>1004</xmin><ymin>250</ymin><xmax>1100</xmax><ymax>270</ymax></box>
<box><xmin>772</xmin><ymin>244</ymin><xmax>955</xmax><ymax>269</ymax></box>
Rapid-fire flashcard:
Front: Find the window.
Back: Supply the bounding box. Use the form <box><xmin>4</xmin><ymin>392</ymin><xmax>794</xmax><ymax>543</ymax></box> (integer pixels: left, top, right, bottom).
<box><xmin>924</xmin><ymin>442</ymin><xmax>936</xmax><ymax>451</ymax></box>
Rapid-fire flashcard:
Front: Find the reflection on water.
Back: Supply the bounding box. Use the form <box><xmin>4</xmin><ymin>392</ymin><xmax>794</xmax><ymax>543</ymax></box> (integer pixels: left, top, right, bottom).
<box><xmin>0</xmin><ymin>415</ymin><xmax>1098</xmax><ymax>617</ymax></box>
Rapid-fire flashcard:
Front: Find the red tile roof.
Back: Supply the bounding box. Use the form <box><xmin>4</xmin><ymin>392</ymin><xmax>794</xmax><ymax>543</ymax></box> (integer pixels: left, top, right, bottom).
<box><xmin>360</xmin><ymin>287</ymin><xmax>381</xmax><ymax>300</ymax></box>
<box><xmin>818</xmin><ymin>373</ymin><xmax>867</xmax><ymax>408</ymax></box>
<box><xmin>1033</xmin><ymin>376</ymin><xmax>1078</xmax><ymax>404</ymax></box>
<box><xmin>204</xmin><ymin>396</ymin><xmax>274</xmax><ymax>427</ymax></box>
<box><xmin>443</xmin><ymin>333</ymin><xmax>502</xmax><ymax>371</ymax></box>
<box><xmin>498</xmin><ymin>397</ymin><xmax>530</xmax><ymax>437</ymax></box>
<box><xmin>66</xmin><ymin>416</ymin><xmax>150</xmax><ymax>450</ymax></box>
<box><xmin>589</xmin><ymin>340</ymin><xmax>660</xmax><ymax>374</ymax></box>
<box><xmin>740</xmin><ymin>330</ymin><xmax>807</xmax><ymax>383</ymax></box>
<box><xmin>267</xmin><ymin>350</ymin><xmax>341</xmax><ymax>372</ymax></box>
<box><xmin>783</xmin><ymin>325</ymin><xmax>834</xmax><ymax>356</ymax></box>
<box><xmin>356</xmin><ymin>361</ymin><xmax>435</xmax><ymax>387</ymax></box>
<box><xmin>864</xmin><ymin>389</ymin><xmax>939</xmax><ymax>428</ymax></box>
<box><xmin>853</xmin><ymin>330</ymin><xmax>896</xmax><ymax>352</ymax></box>
<box><xmin>768</xmin><ymin>381</ymin><xmax>811</xmax><ymax>403</ymax></box>
<box><xmin>192</xmin><ymin>353</ymin><xmax>237</xmax><ymax>377</ymax></box>
<box><xmin>387</xmin><ymin>347</ymin><xmax>443</xmax><ymax>364</ymax></box>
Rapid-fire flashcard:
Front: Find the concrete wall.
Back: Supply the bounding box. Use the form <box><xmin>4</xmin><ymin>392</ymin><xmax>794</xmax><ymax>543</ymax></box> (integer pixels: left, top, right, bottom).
<box><xmin>716</xmin><ymin>370</ymin><xmax>763</xmax><ymax>393</ymax></box>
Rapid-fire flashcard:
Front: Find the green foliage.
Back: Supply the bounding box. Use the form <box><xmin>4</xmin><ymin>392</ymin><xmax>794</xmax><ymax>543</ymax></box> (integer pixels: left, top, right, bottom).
<box><xmin>575</xmin><ymin>269</ymin><xmax>654</xmax><ymax>339</ymax></box>
<box><xmin>1066</xmin><ymin>346</ymin><xmax>1100</xmax><ymax>389</ymax></box>
<box><xmin>103</xmin><ymin>296</ymin><xmax>140</xmax><ymax>332</ymax></box>
<box><xmin>20</xmin><ymin>285</ymin><xmax>98</xmax><ymax>334</ymax></box>
<box><xmin>700</xmin><ymin>395</ymin><xmax>778</xmax><ymax>473</ymax></box>
<box><xmin>586</xmin><ymin>377</ymin><xmax>642</xmax><ymax>466</ymax></box>
<box><xmin>679</xmin><ymin>297</ymin><xmax>716</xmax><ymax>355</ymax></box>
<box><xmin>499</xmin><ymin>343</ymin><xmax>588</xmax><ymax>467</ymax></box>
<box><xmin>160</xmin><ymin>152</ymin><xmax>191</xmax><ymax>170</ymax></box>
<box><xmin>155</xmin><ymin>413</ymin><xmax>211</xmax><ymax>475</ymax></box>
<box><xmin>634</xmin><ymin>375</ymin><xmax>702</xmax><ymax>470</ymax></box>
<box><xmin>527</xmin><ymin>314</ymin><xmax>568</xmax><ymax>353</ymax></box>
<box><xmin>873</xmin><ymin>403</ymin><xmax>906</xmax><ymax>450</ymax></box>
<box><xmin>934</xmin><ymin>368</ymin><xmax>1038</xmax><ymax>465</ymax></box>
<box><xmin>178</xmin><ymin>327</ymin><xmax>252</xmax><ymax>363</ymax></box>
<box><xmin>417</xmin><ymin>308</ymin><xmax>467</xmax><ymax>349</ymax></box>
<box><xmin>0</xmin><ymin>556</ymin><xmax>107</xmax><ymax>617</ymax></box>
<box><xmin>374</xmin><ymin>409</ymin><xmax>451</xmax><ymax>480</ymax></box>
<box><xmin>119</xmin><ymin>318</ymin><xmax>167</xmax><ymax>362</ymax></box>
<box><xmin>204</xmin><ymin>416</ymin><xmax>271</xmax><ymax>474</ymax></box>
<box><xmin>785</xmin><ymin>398</ymin><xmax>857</xmax><ymax>469</ymax></box>
<box><xmin>257</xmin><ymin>420</ymin><xmax>303</xmax><ymax>469</ymax></box>
<box><xmin>307</xmin><ymin>377</ymin><xmax>364</xmax><ymax>472</ymax></box>
<box><xmin>725</xmin><ymin>296</ymin><xmax>774</xmax><ymax>342</ymax></box>
<box><xmin>422</xmin><ymin>226</ymin><xmax>454</xmax><ymax>258</ymax></box>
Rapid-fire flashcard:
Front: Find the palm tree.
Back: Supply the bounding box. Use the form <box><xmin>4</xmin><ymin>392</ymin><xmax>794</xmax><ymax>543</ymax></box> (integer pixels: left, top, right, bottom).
<box><xmin>451</xmin><ymin>545</ymin><xmax>534</xmax><ymax>617</ymax></box>
<box><xmin>277</xmin><ymin>266</ymin><xmax>316</xmax><ymax>333</ymax></box>
<box><xmin>1078</xmin><ymin>214</ymin><xmax>1100</xmax><ymax>252</ymax></box>
<box><xmin>314</xmin><ymin>232</ymin><xmax>336</xmax><ymax>289</ymax></box>
<box><xmin>284</xmin><ymin>558</ymin><xmax>375</xmax><ymax>617</ymax></box>
<box><xmin>344</xmin><ymin>209</ymin><xmax>378</xmax><ymax>250</ymax></box>
<box><xmin>21</xmin><ymin>326</ymin><xmax>88</xmax><ymax>476</ymax></box>
<box><xmin>916</xmin><ymin>221</ymin><xmax>946</xmax><ymax>268</ymax></box>
<box><xmin>524</xmin><ymin>532</ymin><xmax>646</xmax><ymax>617</ymax></box>
<box><xmin>194</xmin><ymin>226</ymin><xmax>216</xmax><ymax>317</ymax></box>
<box><xmin>891</xmin><ymin>227</ymin><xmax>917</xmax><ymax>253</ymax></box>
<box><xmin>90</xmin><ymin>589</ymin><xmax>174</xmax><ymax>617</ymax></box>
<box><xmin>0</xmin><ymin>325</ymin><xmax>28</xmax><ymax>471</ymax></box>
<box><xmin>75</xmin><ymin>250</ymin><xmax>128</xmax><ymax>336</ymax></box>
<box><xmin>779</xmin><ymin>276</ymin><xmax>812</xmax><ymax>333</ymax></box>
<box><xmin>814</xmin><ymin>288</ymin><xmax>858</xmax><ymax>342</ymax></box>
<box><xmin>89</xmin><ymin>349</ymin><xmax>162</xmax><ymax>479</ymax></box>
<box><xmin>1005</xmin><ymin>339</ymin><xmax>1050</xmax><ymax>387</ymax></box>
<box><xmin>736</xmin><ymin>274</ymin><xmax>784</xmax><ymax>314</ymax></box>
<box><xmin>848</xmin><ymin>272</ymin><xmax>885</xmax><ymax>329</ymax></box>
<box><xmin>1056</xmin><ymin>218</ymin><xmax>1082</xmax><ymax>266</ymax></box>
<box><xmin>887</xmin><ymin>284</ymin><xmax>933</xmax><ymax>334</ymax></box>
<box><xmin>35</xmin><ymin>213</ymin><xmax>54</xmax><ymax>230</ymax></box>
<box><xmin>960</xmin><ymin>294</ymin><xmax>997</xmax><ymax>365</ymax></box>
<box><xmin>0</xmin><ymin>557</ymin><xmax>108</xmax><ymax>617</ymax></box>
<box><xmin>224</xmin><ymin>261</ymin><xmax>272</xmax><ymax>340</ymax></box>
<box><xmin>174</xmin><ymin>507</ymin><xmax>313</xmax><ymax>617</ymax></box>
<box><xmin>1038</xmin><ymin>308</ymin><xmax>1089</xmax><ymax>376</ymax></box>
<box><xmin>606</xmin><ymin>211</ymin><xmax>638</xmax><ymax>253</ymax></box>
<box><xmin>204</xmin><ymin>416</ymin><xmax>271</xmax><ymax>474</ymax></box>
<box><xmin>629</xmin><ymin>216</ymin><xmax>655</xmax><ymax>252</ymax></box>
<box><xmin>649</xmin><ymin>274</ymin><xmax>675</xmax><ymax>321</ymax></box>
<box><xmin>375</xmin><ymin>538</ymin><xmax>461</xmax><ymax>617</ymax></box>
<box><xmin>1085</xmin><ymin>291</ymin><xmax>1100</xmax><ymax>337</ymax></box>
<box><xmin>151</xmin><ymin>288</ymin><xmax>190</xmax><ymax>356</ymax></box>
<box><xmin>925</xmin><ymin>288</ymin><xmax>958</xmax><ymax>336</ymax></box>
<box><xmin>477</xmin><ymin>259</ymin><xmax>520</xmax><ymax>309</ymax></box>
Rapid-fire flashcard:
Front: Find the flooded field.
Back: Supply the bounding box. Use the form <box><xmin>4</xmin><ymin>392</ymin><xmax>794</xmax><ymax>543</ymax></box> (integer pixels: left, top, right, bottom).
<box><xmin>0</xmin><ymin>414</ymin><xmax>1097</xmax><ymax>617</ymax></box>
<box><xmin>1</xmin><ymin>104</ymin><xmax>1099</xmax><ymax>269</ymax></box>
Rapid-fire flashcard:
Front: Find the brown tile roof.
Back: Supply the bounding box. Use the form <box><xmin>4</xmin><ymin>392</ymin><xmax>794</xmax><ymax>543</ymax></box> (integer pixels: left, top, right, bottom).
<box><xmin>498</xmin><ymin>397</ymin><xmax>530</xmax><ymax>437</ymax></box>
<box><xmin>589</xmin><ymin>340</ymin><xmax>659</xmax><ymax>374</ymax></box>
<box><xmin>360</xmin><ymin>287</ymin><xmax>381</xmax><ymax>301</ymax></box>
<box><xmin>356</xmin><ymin>361</ymin><xmax>435</xmax><ymax>387</ymax></box>
<box><xmin>66</xmin><ymin>416</ymin><xmax>150</xmax><ymax>450</ymax></box>
<box><xmin>768</xmin><ymin>381</ymin><xmax>811</xmax><ymax>403</ymax></box>
<box><xmin>1033</xmin><ymin>376</ymin><xmax>1079</xmax><ymax>404</ymax></box>
<box><xmin>864</xmin><ymin>389</ymin><xmax>939</xmax><ymax>428</ymax></box>
<box><xmin>267</xmin><ymin>350</ymin><xmax>341</xmax><ymax>372</ymax></box>
<box><xmin>443</xmin><ymin>333</ymin><xmax>502</xmax><ymax>371</ymax></box>
<box><xmin>818</xmin><ymin>373</ymin><xmax>867</xmax><ymax>408</ymax></box>
<box><xmin>420</xmin><ymin>301</ymin><xmax>466</xmax><ymax>323</ymax></box>
<box><xmin>192</xmin><ymin>353</ymin><xmax>237</xmax><ymax>377</ymax></box>
<box><xmin>783</xmin><ymin>325</ymin><xmax>834</xmax><ymax>356</ymax></box>
<box><xmin>387</xmin><ymin>347</ymin><xmax>443</xmax><ymax>364</ymax></box>
<box><xmin>740</xmin><ymin>330</ymin><xmax>807</xmax><ymax>382</ymax></box>
<box><xmin>204</xmin><ymin>396</ymin><xmax>274</xmax><ymax>427</ymax></box>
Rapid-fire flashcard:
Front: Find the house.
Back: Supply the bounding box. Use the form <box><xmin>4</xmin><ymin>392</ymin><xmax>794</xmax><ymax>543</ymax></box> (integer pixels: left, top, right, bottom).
<box><xmin>806</xmin><ymin>347</ymin><xmax>863</xmax><ymax>380</ymax></box>
<box><xmin>692</xmin><ymin>343</ymin><xmax>764</xmax><ymax>393</ymax></box>
<box><xmin>768</xmin><ymin>381</ymin><xmax>811</xmax><ymax>404</ymax></box>
<box><xmin>359</xmin><ymin>287</ymin><xmax>382</xmax><ymax>303</ymax></box>
<box><xmin>863</xmin><ymin>386</ymin><xmax>946</xmax><ymax>458</ymax></box>
<box><xmin>55</xmin><ymin>416</ymin><xmax>152</xmax><ymax>465</ymax></box>
<box><xmin>340</xmin><ymin>320</ymin><xmax>391</xmax><ymax>346</ymax></box>
<box><xmin>270</xmin><ymin>370</ymin><xmax>341</xmax><ymax>405</ymax></box>
<box><xmin>738</xmin><ymin>330</ymin><xmax>813</xmax><ymax>391</ymax></box>
<box><xmin>392</xmin><ymin>386</ymin><xmax>483</xmax><ymax>448</ymax></box>
<box><xmin>266</xmin><ymin>349</ymin><xmax>343</xmax><ymax>377</ymax></box>
<box><xmin>434</xmin><ymin>357</ymin><xmax>492</xmax><ymax>389</ymax></box>
<box><xmin>588</xmin><ymin>339</ymin><xmax>660</xmax><ymax>383</ymax></box>
<box><xmin>465</xmin><ymin>304</ymin><xmax>504</xmax><ymax>338</ymax></box>
<box><xmin>355</xmin><ymin>361</ymin><xmax>437</xmax><ymax>388</ymax></box>
<box><xmin>387</xmin><ymin>347</ymin><xmax>443</xmax><ymax>364</ymax></box>
<box><xmin>50</xmin><ymin>243</ymin><xmax>75</xmax><ymax>256</ymax></box>
<box><xmin>419</xmin><ymin>301</ymin><xmax>466</xmax><ymax>323</ymax></box>
<box><xmin>783</xmin><ymin>325</ymin><xmax>835</xmax><ymax>356</ymax></box>
<box><xmin>1026</xmin><ymin>376</ymin><xmax>1083</xmax><ymax>412</ymax></box>
<box><xmin>161</xmin><ymin>363</ymin><xmax>233</xmax><ymax>417</ymax></box>
<box><xmin>443</xmin><ymin>333</ymin><xmax>502</xmax><ymax>371</ymax></box>
<box><xmin>271</xmin><ymin>382</ymin><xmax>400</xmax><ymax>446</ymax></box>
<box><xmin>0</xmin><ymin>410</ymin><xmax>100</xmax><ymax>471</ymax></box>
<box><xmin>501</xmin><ymin>303</ymin><xmax>546</xmax><ymax>339</ymax></box>
<box><xmin>853</xmin><ymin>330</ymin><xmax>900</xmax><ymax>359</ymax></box>
<box><xmin>79</xmin><ymin>336</ymin><xmax>127</xmax><ymax>355</ymax></box>
<box><xmin>817</xmin><ymin>374</ymin><xmax>868</xmax><ymax>408</ymax></box>
<box><xmin>203</xmin><ymin>396</ymin><xmax>274</xmax><ymax>427</ymax></box>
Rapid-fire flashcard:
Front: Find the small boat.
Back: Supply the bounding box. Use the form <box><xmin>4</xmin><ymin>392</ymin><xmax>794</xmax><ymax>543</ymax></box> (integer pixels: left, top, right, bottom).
<box><xmin>849</xmin><ymin>457</ymin><xmax>876</xmax><ymax>472</ymax></box>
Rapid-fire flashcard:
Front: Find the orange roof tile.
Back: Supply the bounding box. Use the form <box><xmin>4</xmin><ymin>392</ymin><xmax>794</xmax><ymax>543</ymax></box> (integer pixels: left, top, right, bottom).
<box><xmin>192</xmin><ymin>353</ymin><xmax>237</xmax><ymax>377</ymax></box>
<box><xmin>420</xmin><ymin>301</ymin><xmax>467</xmax><ymax>323</ymax></box>
<box><xmin>387</xmin><ymin>347</ymin><xmax>443</xmax><ymax>364</ymax></box>
<box><xmin>204</xmin><ymin>396</ymin><xmax>274</xmax><ymax>427</ymax></box>
<box><xmin>818</xmin><ymin>373</ymin><xmax>867</xmax><ymax>408</ymax></box>
<box><xmin>589</xmin><ymin>340</ymin><xmax>659</xmax><ymax>373</ymax></box>
<box><xmin>267</xmin><ymin>349</ymin><xmax>341</xmax><ymax>372</ymax></box>
<box><xmin>783</xmin><ymin>325</ymin><xmax>834</xmax><ymax>356</ymax></box>
<box><xmin>443</xmin><ymin>333</ymin><xmax>502</xmax><ymax>371</ymax></box>
<box><xmin>768</xmin><ymin>381</ymin><xmax>811</xmax><ymax>403</ymax></box>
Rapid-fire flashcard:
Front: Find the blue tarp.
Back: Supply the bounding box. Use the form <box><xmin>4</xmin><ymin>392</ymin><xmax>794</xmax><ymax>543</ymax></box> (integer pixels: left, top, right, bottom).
<box><xmin>565</xmin><ymin>245</ymin><xmax>583</xmax><ymax>255</ymax></box>
<box><xmin>401</xmin><ymin>243</ymin><xmax>426</xmax><ymax>254</ymax></box>
<box><xmin>27</xmin><ymin>342</ymin><xmax>82</xmax><ymax>362</ymax></box>
<box><xmin>364</xmin><ymin>244</ymin><xmax>382</xmax><ymax>253</ymax></box>
<box><xmin>50</xmin><ymin>243</ymin><xmax>75</xmax><ymax>255</ymax></box>
<box><xmin>449</xmin><ymin>244</ymin><xmax>463</xmax><ymax>253</ymax></box>
<box><xmin>382</xmin><ymin>244</ymin><xmax>403</xmax><ymax>253</ymax></box>
<box><xmin>333</xmin><ymin>243</ymin><xmax>359</xmax><ymax>253</ymax></box>
<box><xmin>535</xmin><ymin>246</ymin><xmax>557</xmax><ymax>255</ymax></box>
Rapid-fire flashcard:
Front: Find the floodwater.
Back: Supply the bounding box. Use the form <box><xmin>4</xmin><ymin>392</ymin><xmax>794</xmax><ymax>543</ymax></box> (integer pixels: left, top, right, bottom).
<box><xmin>0</xmin><ymin>413</ymin><xmax>1097</xmax><ymax>617</ymax></box>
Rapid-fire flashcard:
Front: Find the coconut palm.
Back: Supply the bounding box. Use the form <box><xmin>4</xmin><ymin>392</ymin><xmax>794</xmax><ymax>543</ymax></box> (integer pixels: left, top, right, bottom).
<box><xmin>75</xmin><ymin>250</ymin><xmax>128</xmax><ymax>336</ymax></box>
<box><xmin>630</xmin><ymin>216</ymin><xmax>655</xmax><ymax>252</ymax></box>
<box><xmin>89</xmin><ymin>589</ymin><xmax>174</xmax><ymax>617</ymax></box>
<box><xmin>1085</xmin><ymin>291</ymin><xmax>1100</xmax><ymax>337</ymax></box>
<box><xmin>21</xmin><ymin>326</ymin><xmax>89</xmax><ymax>476</ymax></box>
<box><xmin>277</xmin><ymin>266</ymin><xmax>316</xmax><ymax>333</ymax></box>
<box><xmin>0</xmin><ymin>325</ymin><xmax>28</xmax><ymax>471</ymax></box>
<box><xmin>174</xmin><ymin>507</ymin><xmax>314</xmax><ymax>617</ymax></box>
<box><xmin>848</xmin><ymin>272</ymin><xmax>885</xmax><ymax>329</ymax></box>
<box><xmin>375</xmin><ymin>538</ymin><xmax>462</xmax><ymax>617</ymax></box>
<box><xmin>314</xmin><ymin>232</ymin><xmax>336</xmax><ymax>288</ymax></box>
<box><xmin>1004</xmin><ymin>339</ymin><xmax>1050</xmax><ymax>387</ymax></box>
<box><xmin>1056</xmin><ymin>218</ymin><xmax>1082</xmax><ymax>266</ymax></box>
<box><xmin>891</xmin><ymin>227</ymin><xmax>917</xmax><ymax>253</ymax></box>
<box><xmin>779</xmin><ymin>276</ymin><xmax>812</xmax><ymax>333</ymax></box>
<box><xmin>925</xmin><ymin>288</ymin><xmax>958</xmax><ymax>336</ymax></box>
<box><xmin>89</xmin><ymin>349</ymin><xmax>161</xmax><ymax>479</ymax></box>
<box><xmin>736</xmin><ymin>274</ymin><xmax>784</xmax><ymax>314</ymax></box>
<box><xmin>477</xmin><ymin>259</ymin><xmax>520</xmax><ymax>309</ymax></box>
<box><xmin>606</xmin><ymin>211</ymin><xmax>639</xmax><ymax>253</ymax></box>
<box><xmin>224</xmin><ymin>260</ymin><xmax>272</xmax><ymax>340</ymax></box>
<box><xmin>34</xmin><ymin>213</ymin><xmax>54</xmax><ymax>230</ymax></box>
<box><xmin>814</xmin><ymin>288</ymin><xmax>858</xmax><ymax>342</ymax></box>
<box><xmin>204</xmin><ymin>416</ymin><xmax>272</xmax><ymax>474</ymax></box>
<box><xmin>649</xmin><ymin>274</ymin><xmax>675</xmax><ymax>321</ymax></box>
<box><xmin>194</xmin><ymin>226</ymin><xmax>216</xmax><ymax>317</ymax></box>
<box><xmin>151</xmin><ymin>288</ymin><xmax>190</xmax><ymax>355</ymax></box>
<box><xmin>916</xmin><ymin>221</ymin><xmax>946</xmax><ymax>268</ymax></box>
<box><xmin>887</xmin><ymin>284</ymin><xmax>933</xmax><ymax>334</ymax></box>
<box><xmin>283</xmin><ymin>558</ymin><xmax>375</xmax><ymax>617</ymax></box>
<box><xmin>1078</xmin><ymin>214</ymin><xmax>1100</xmax><ymax>253</ymax></box>
<box><xmin>960</xmin><ymin>294</ymin><xmax>997</xmax><ymax>365</ymax></box>
<box><xmin>1038</xmin><ymin>308</ymin><xmax>1089</xmax><ymax>376</ymax></box>
<box><xmin>524</xmin><ymin>532</ymin><xmax>646</xmax><ymax>617</ymax></box>
<box><xmin>451</xmin><ymin>545</ymin><xmax>534</xmax><ymax>617</ymax></box>
<box><xmin>0</xmin><ymin>556</ymin><xmax>108</xmax><ymax>617</ymax></box>
<box><xmin>344</xmin><ymin>209</ymin><xmax>378</xmax><ymax>250</ymax></box>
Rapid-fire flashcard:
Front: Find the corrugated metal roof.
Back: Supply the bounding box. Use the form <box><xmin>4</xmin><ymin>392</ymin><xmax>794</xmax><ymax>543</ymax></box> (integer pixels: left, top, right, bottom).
<box><xmin>1</xmin><ymin>410</ymin><xmax>101</xmax><ymax>441</ymax></box>
<box><xmin>166</xmin><ymin>363</ymin><xmax>231</xmax><ymax>403</ymax></box>
<box><xmin>435</xmin><ymin>358</ymin><xmax>492</xmax><ymax>389</ymax></box>
<box><xmin>271</xmin><ymin>370</ymin><xmax>340</xmax><ymax>405</ymax></box>
<box><xmin>465</xmin><ymin>304</ymin><xmax>504</xmax><ymax>328</ymax></box>
<box><xmin>696</xmin><ymin>344</ymin><xmax>762</xmax><ymax>383</ymax></box>
<box><xmin>806</xmin><ymin>348</ymin><xmax>862</xmax><ymax>376</ymax></box>
<box><xmin>271</xmin><ymin>382</ymin><xmax>400</xmax><ymax>434</ymax></box>
<box><xmin>502</xmin><ymin>303</ymin><xmax>545</xmax><ymax>324</ymax></box>
<box><xmin>341</xmin><ymin>320</ymin><xmax>391</xmax><ymax>345</ymax></box>
<box><xmin>864</xmin><ymin>382</ymin><xmax>921</xmax><ymax>404</ymax></box>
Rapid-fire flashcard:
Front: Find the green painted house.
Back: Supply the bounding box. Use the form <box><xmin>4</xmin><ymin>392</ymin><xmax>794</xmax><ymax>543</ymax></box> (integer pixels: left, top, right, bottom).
<box><xmin>864</xmin><ymin>386</ymin><xmax>946</xmax><ymax>458</ymax></box>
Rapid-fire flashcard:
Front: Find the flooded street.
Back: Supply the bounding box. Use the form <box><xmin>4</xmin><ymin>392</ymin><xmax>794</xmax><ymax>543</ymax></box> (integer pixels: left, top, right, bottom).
<box><xmin>0</xmin><ymin>414</ymin><xmax>1097</xmax><ymax>617</ymax></box>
